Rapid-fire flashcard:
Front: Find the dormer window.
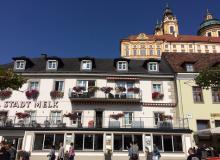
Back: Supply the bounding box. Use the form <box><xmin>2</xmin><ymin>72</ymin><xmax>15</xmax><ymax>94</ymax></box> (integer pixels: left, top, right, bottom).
<box><xmin>185</xmin><ymin>63</ymin><xmax>194</xmax><ymax>72</ymax></box>
<box><xmin>148</xmin><ymin>62</ymin><xmax>158</xmax><ymax>72</ymax></box>
<box><xmin>81</xmin><ymin>60</ymin><xmax>92</xmax><ymax>70</ymax></box>
<box><xmin>15</xmin><ymin>60</ymin><xmax>26</xmax><ymax>70</ymax></box>
<box><xmin>117</xmin><ymin>61</ymin><xmax>128</xmax><ymax>71</ymax></box>
<box><xmin>47</xmin><ymin>60</ymin><xmax>57</xmax><ymax>70</ymax></box>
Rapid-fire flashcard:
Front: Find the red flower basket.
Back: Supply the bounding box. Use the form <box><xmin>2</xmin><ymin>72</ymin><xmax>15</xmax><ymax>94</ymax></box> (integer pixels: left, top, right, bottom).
<box><xmin>100</xmin><ymin>87</ymin><xmax>113</xmax><ymax>94</ymax></box>
<box><xmin>50</xmin><ymin>91</ymin><xmax>64</xmax><ymax>99</ymax></box>
<box><xmin>25</xmin><ymin>89</ymin><xmax>39</xmax><ymax>99</ymax></box>
<box><xmin>128</xmin><ymin>87</ymin><xmax>140</xmax><ymax>94</ymax></box>
<box><xmin>64</xmin><ymin>113</ymin><xmax>78</xmax><ymax>120</ymax></box>
<box><xmin>73</xmin><ymin>86</ymin><xmax>84</xmax><ymax>93</ymax></box>
<box><xmin>110</xmin><ymin>113</ymin><xmax>124</xmax><ymax>120</ymax></box>
<box><xmin>115</xmin><ymin>86</ymin><xmax>126</xmax><ymax>93</ymax></box>
<box><xmin>152</xmin><ymin>92</ymin><xmax>164</xmax><ymax>100</ymax></box>
<box><xmin>0</xmin><ymin>90</ymin><xmax>12</xmax><ymax>99</ymax></box>
<box><xmin>16</xmin><ymin>112</ymin><xmax>30</xmax><ymax>119</ymax></box>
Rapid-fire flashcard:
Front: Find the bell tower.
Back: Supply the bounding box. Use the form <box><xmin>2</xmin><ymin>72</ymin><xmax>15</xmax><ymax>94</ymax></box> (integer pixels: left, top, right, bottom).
<box><xmin>161</xmin><ymin>4</ymin><xmax>179</xmax><ymax>35</ymax></box>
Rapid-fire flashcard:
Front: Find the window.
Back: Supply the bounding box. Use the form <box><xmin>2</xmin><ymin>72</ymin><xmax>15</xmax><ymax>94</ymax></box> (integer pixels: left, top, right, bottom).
<box><xmin>205</xmin><ymin>45</ymin><xmax>208</xmax><ymax>50</ymax></box>
<box><xmin>113</xmin><ymin>134</ymin><xmax>142</xmax><ymax>151</ymax></box>
<box><xmin>215</xmin><ymin>120</ymin><xmax>220</xmax><ymax>127</ymax></box>
<box><xmin>207</xmin><ymin>32</ymin><xmax>212</xmax><ymax>37</ymax></box>
<box><xmin>124</xmin><ymin>112</ymin><xmax>133</xmax><ymax>126</ymax></box>
<box><xmin>125</xmin><ymin>45</ymin><xmax>129</xmax><ymax>56</ymax></box>
<box><xmin>34</xmin><ymin>134</ymin><xmax>64</xmax><ymax>150</ymax></box>
<box><xmin>15</xmin><ymin>60</ymin><xmax>25</xmax><ymax>70</ymax></box>
<box><xmin>153</xmin><ymin>135</ymin><xmax>183</xmax><ymax>152</ymax></box>
<box><xmin>157</xmin><ymin>50</ymin><xmax>161</xmax><ymax>56</ymax></box>
<box><xmin>50</xmin><ymin>111</ymin><xmax>62</xmax><ymax>125</ymax></box>
<box><xmin>197</xmin><ymin>120</ymin><xmax>210</xmax><ymax>130</ymax></box>
<box><xmin>170</xmin><ymin>26</ymin><xmax>174</xmax><ymax>34</ymax></box>
<box><xmin>181</xmin><ymin>44</ymin><xmax>185</xmax><ymax>49</ymax></box>
<box><xmin>116</xmin><ymin>81</ymin><xmax>135</xmax><ymax>98</ymax></box>
<box><xmin>152</xmin><ymin>83</ymin><xmax>162</xmax><ymax>93</ymax></box>
<box><xmin>173</xmin><ymin>44</ymin><xmax>176</xmax><ymax>49</ymax></box>
<box><xmin>149</xmin><ymin>49</ymin><xmax>154</xmax><ymax>55</ymax></box>
<box><xmin>29</xmin><ymin>81</ymin><xmax>39</xmax><ymax>90</ymax></box>
<box><xmin>133</xmin><ymin>46</ymin><xmax>137</xmax><ymax>56</ymax></box>
<box><xmin>189</xmin><ymin>44</ymin><xmax>193</xmax><ymax>48</ymax></box>
<box><xmin>218</xmin><ymin>31</ymin><xmax>220</xmax><ymax>37</ymax></box>
<box><xmin>185</xmin><ymin>64</ymin><xmax>194</xmax><ymax>72</ymax></box>
<box><xmin>24</xmin><ymin>111</ymin><xmax>36</xmax><ymax>125</ymax></box>
<box><xmin>81</xmin><ymin>60</ymin><xmax>92</xmax><ymax>70</ymax></box>
<box><xmin>72</xmin><ymin>112</ymin><xmax>82</xmax><ymax>125</ymax></box>
<box><xmin>47</xmin><ymin>60</ymin><xmax>57</xmax><ymax>70</ymax></box>
<box><xmin>212</xmin><ymin>45</ymin><xmax>216</xmax><ymax>50</ymax></box>
<box><xmin>148</xmin><ymin>62</ymin><xmax>158</xmax><ymax>72</ymax></box>
<box><xmin>212</xmin><ymin>87</ymin><xmax>220</xmax><ymax>103</ymax></box>
<box><xmin>74</xmin><ymin>134</ymin><xmax>103</xmax><ymax>151</ymax></box>
<box><xmin>165</xmin><ymin>44</ymin><xmax>168</xmax><ymax>48</ymax></box>
<box><xmin>140</xmin><ymin>49</ymin><xmax>146</xmax><ymax>55</ymax></box>
<box><xmin>54</xmin><ymin>81</ymin><xmax>64</xmax><ymax>92</ymax></box>
<box><xmin>76</xmin><ymin>80</ymin><xmax>95</xmax><ymax>93</ymax></box>
<box><xmin>192</xmin><ymin>87</ymin><xmax>203</xmax><ymax>103</ymax></box>
<box><xmin>117</xmin><ymin>61</ymin><xmax>128</xmax><ymax>71</ymax></box>
<box><xmin>154</xmin><ymin>112</ymin><xmax>164</xmax><ymax>125</ymax></box>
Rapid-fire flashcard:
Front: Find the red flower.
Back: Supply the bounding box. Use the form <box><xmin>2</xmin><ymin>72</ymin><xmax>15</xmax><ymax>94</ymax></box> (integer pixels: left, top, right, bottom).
<box><xmin>73</xmin><ymin>86</ymin><xmax>84</xmax><ymax>93</ymax></box>
<box><xmin>100</xmin><ymin>87</ymin><xmax>113</xmax><ymax>94</ymax></box>
<box><xmin>50</xmin><ymin>91</ymin><xmax>64</xmax><ymax>99</ymax></box>
<box><xmin>0</xmin><ymin>90</ymin><xmax>12</xmax><ymax>99</ymax></box>
<box><xmin>110</xmin><ymin>113</ymin><xmax>124</xmax><ymax>120</ymax></box>
<box><xmin>64</xmin><ymin>113</ymin><xmax>78</xmax><ymax>120</ymax></box>
<box><xmin>152</xmin><ymin>92</ymin><xmax>164</xmax><ymax>99</ymax></box>
<box><xmin>16</xmin><ymin>112</ymin><xmax>30</xmax><ymax>119</ymax></box>
<box><xmin>25</xmin><ymin>89</ymin><xmax>39</xmax><ymax>99</ymax></box>
<box><xmin>128</xmin><ymin>87</ymin><xmax>140</xmax><ymax>94</ymax></box>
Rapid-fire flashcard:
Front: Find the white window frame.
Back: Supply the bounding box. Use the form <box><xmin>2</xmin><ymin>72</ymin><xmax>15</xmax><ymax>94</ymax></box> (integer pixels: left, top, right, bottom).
<box><xmin>15</xmin><ymin>60</ymin><xmax>26</xmax><ymax>70</ymax></box>
<box><xmin>50</xmin><ymin>111</ymin><xmax>62</xmax><ymax>125</ymax></box>
<box><xmin>117</xmin><ymin>61</ymin><xmax>128</xmax><ymax>71</ymax></box>
<box><xmin>47</xmin><ymin>60</ymin><xmax>57</xmax><ymax>70</ymax></box>
<box><xmin>152</xmin><ymin>82</ymin><xmax>163</xmax><ymax>93</ymax></box>
<box><xmin>81</xmin><ymin>60</ymin><xmax>92</xmax><ymax>70</ymax></box>
<box><xmin>185</xmin><ymin>64</ymin><xmax>194</xmax><ymax>72</ymax></box>
<box><xmin>54</xmin><ymin>80</ymin><xmax>64</xmax><ymax>92</ymax></box>
<box><xmin>123</xmin><ymin>112</ymin><xmax>133</xmax><ymax>126</ymax></box>
<box><xmin>24</xmin><ymin>110</ymin><xmax>36</xmax><ymax>125</ymax></box>
<box><xmin>148</xmin><ymin>62</ymin><xmax>158</xmax><ymax>72</ymax></box>
<box><xmin>153</xmin><ymin>112</ymin><xmax>165</xmax><ymax>126</ymax></box>
<box><xmin>28</xmin><ymin>81</ymin><xmax>39</xmax><ymax>90</ymax></box>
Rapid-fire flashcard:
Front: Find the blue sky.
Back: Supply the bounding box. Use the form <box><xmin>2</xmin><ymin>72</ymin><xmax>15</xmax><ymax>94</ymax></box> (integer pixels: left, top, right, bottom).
<box><xmin>0</xmin><ymin>0</ymin><xmax>220</xmax><ymax>63</ymax></box>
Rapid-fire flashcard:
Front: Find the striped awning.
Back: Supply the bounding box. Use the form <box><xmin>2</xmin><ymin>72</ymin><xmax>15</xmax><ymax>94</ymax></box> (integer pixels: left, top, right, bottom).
<box><xmin>106</xmin><ymin>77</ymin><xmax>140</xmax><ymax>80</ymax></box>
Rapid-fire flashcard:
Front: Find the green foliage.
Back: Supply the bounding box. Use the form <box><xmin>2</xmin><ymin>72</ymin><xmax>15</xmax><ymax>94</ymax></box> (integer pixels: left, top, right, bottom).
<box><xmin>195</xmin><ymin>66</ymin><xmax>220</xmax><ymax>89</ymax></box>
<box><xmin>0</xmin><ymin>68</ymin><xmax>26</xmax><ymax>90</ymax></box>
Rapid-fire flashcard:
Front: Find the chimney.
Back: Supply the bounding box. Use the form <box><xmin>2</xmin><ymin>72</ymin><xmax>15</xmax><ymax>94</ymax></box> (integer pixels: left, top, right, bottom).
<box><xmin>41</xmin><ymin>53</ymin><xmax>47</xmax><ymax>59</ymax></box>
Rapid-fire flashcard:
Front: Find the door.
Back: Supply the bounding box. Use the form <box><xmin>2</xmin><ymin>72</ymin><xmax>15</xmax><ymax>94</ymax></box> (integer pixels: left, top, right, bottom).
<box><xmin>95</xmin><ymin>111</ymin><xmax>103</xmax><ymax>128</ymax></box>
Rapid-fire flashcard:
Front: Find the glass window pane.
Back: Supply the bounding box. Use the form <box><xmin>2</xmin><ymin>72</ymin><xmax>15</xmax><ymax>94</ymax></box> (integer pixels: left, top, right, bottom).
<box><xmin>153</xmin><ymin>135</ymin><xmax>162</xmax><ymax>150</ymax></box>
<box><xmin>74</xmin><ymin>134</ymin><xmax>83</xmax><ymax>150</ymax></box>
<box><xmin>34</xmin><ymin>134</ymin><xmax>44</xmax><ymax>150</ymax></box>
<box><xmin>163</xmin><ymin>135</ymin><xmax>173</xmax><ymax>151</ymax></box>
<box><xmin>54</xmin><ymin>134</ymin><xmax>64</xmax><ymax>150</ymax></box>
<box><xmin>94</xmin><ymin>134</ymin><xmax>103</xmax><ymax>150</ymax></box>
<box><xmin>134</xmin><ymin>135</ymin><xmax>143</xmax><ymax>151</ymax></box>
<box><xmin>84</xmin><ymin>134</ymin><xmax>93</xmax><ymax>150</ymax></box>
<box><xmin>124</xmin><ymin>135</ymin><xmax>132</xmax><ymax>150</ymax></box>
<box><xmin>173</xmin><ymin>136</ymin><xmax>183</xmax><ymax>151</ymax></box>
<box><xmin>114</xmin><ymin>134</ymin><xmax>122</xmax><ymax>151</ymax></box>
<box><xmin>44</xmin><ymin>134</ymin><xmax>54</xmax><ymax>149</ymax></box>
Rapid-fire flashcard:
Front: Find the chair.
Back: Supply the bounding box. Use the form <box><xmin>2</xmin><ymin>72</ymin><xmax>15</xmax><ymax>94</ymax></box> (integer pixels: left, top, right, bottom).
<box><xmin>109</xmin><ymin>121</ymin><xmax>120</xmax><ymax>128</ymax></box>
<box><xmin>131</xmin><ymin>121</ymin><xmax>144</xmax><ymax>128</ymax></box>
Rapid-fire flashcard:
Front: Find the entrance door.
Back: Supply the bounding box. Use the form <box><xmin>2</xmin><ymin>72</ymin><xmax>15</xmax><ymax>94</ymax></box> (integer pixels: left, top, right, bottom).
<box><xmin>17</xmin><ymin>138</ymin><xmax>23</xmax><ymax>150</ymax></box>
<box><xmin>95</xmin><ymin>111</ymin><xmax>103</xmax><ymax>128</ymax></box>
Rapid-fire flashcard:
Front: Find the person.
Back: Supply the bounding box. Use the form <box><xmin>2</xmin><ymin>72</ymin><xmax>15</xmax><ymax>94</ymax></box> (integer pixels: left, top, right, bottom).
<box><xmin>144</xmin><ymin>146</ymin><xmax>152</xmax><ymax>160</ymax></box>
<box><xmin>58</xmin><ymin>142</ymin><xmax>65</xmax><ymax>160</ymax></box>
<box><xmin>47</xmin><ymin>145</ymin><xmax>56</xmax><ymax>160</ymax></box>
<box><xmin>130</xmin><ymin>141</ymin><xmax>139</xmax><ymax>160</ymax></box>
<box><xmin>8</xmin><ymin>144</ymin><xmax>17</xmax><ymax>160</ymax></box>
<box><xmin>187</xmin><ymin>148</ymin><xmax>200</xmax><ymax>160</ymax></box>
<box><xmin>64</xmin><ymin>151</ymin><xmax>69</xmax><ymax>160</ymax></box>
<box><xmin>0</xmin><ymin>141</ymin><xmax>10</xmax><ymax>160</ymax></box>
<box><xmin>128</xmin><ymin>142</ymin><xmax>133</xmax><ymax>160</ymax></box>
<box><xmin>68</xmin><ymin>143</ymin><xmax>75</xmax><ymax>160</ymax></box>
<box><xmin>152</xmin><ymin>144</ymin><xmax>161</xmax><ymax>160</ymax></box>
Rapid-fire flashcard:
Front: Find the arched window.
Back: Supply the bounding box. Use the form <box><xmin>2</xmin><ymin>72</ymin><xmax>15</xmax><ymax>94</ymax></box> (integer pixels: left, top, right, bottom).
<box><xmin>170</xmin><ymin>26</ymin><xmax>174</xmax><ymax>34</ymax></box>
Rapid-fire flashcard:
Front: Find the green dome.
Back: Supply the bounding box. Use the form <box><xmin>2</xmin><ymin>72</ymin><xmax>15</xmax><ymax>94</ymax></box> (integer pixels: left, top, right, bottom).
<box><xmin>199</xmin><ymin>19</ymin><xmax>220</xmax><ymax>30</ymax></box>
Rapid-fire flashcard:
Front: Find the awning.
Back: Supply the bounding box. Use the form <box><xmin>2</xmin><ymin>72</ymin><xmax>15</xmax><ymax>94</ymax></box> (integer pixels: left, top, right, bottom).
<box><xmin>106</xmin><ymin>77</ymin><xmax>140</xmax><ymax>80</ymax></box>
<box><xmin>196</xmin><ymin>127</ymin><xmax>220</xmax><ymax>136</ymax></box>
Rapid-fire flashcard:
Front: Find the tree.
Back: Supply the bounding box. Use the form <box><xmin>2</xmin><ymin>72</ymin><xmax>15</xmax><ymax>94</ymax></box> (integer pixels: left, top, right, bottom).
<box><xmin>0</xmin><ymin>68</ymin><xmax>26</xmax><ymax>90</ymax></box>
<box><xmin>195</xmin><ymin>66</ymin><xmax>220</xmax><ymax>89</ymax></box>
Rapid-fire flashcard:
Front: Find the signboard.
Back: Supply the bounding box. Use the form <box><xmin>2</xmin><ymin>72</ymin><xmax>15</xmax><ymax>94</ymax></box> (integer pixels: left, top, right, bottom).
<box><xmin>0</xmin><ymin>101</ymin><xmax>59</xmax><ymax>109</ymax></box>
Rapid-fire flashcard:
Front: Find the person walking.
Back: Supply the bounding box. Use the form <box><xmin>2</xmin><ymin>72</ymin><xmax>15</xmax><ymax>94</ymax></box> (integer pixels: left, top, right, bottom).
<box><xmin>130</xmin><ymin>141</ymin><xmax>139</xmax><ymax>160</ymax></box>
<box><xmin>152</xmin><ymin>144</ymin><xmax>161</xmax><ymax>160</ymax></box>
<box><xmin>47</xmin><ymin>145</ymin><xmax>56</xmax><ymax>160</ymax></box>
<box><xmin>187</xmin><ymin>148</ymin><xmax>200</xmax><ymax>160</ymax></box>
<box><xmin>58</xmin><ymin>143</ymin><xmax>65</xmax><ymax>160</ymax></box>
<box><xmin>68</xmin><ymin>143</ymin><xmax>75</xmax><ymax>160</ymax></box>
<box><xmin>8</xmin><ymin>144</ymin><xmax>17</xmax><ymax>160</ymax></box>
<box><xmin>0</xmin><ymin>142</ymin><xmax>10</xmax><ymax>160</ymax></box>
<box><xmin>128</xmin><ymin>142</ymin><xmax>133</xmax><ymax>160</ymax></box>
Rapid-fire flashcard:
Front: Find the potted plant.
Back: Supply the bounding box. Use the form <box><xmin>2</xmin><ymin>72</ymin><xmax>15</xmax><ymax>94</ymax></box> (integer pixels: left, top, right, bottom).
<box><xmin>110</xmin><ymin>113</ymin><xmax>124</xmax><ymax>120</ymax></box>
<box><xmin>25</xmin><ymin>89</ymin><xmax>39</xmax><ymax>99</ymax></box>
<box><xmin>0</xmin><ymin>90</ymin><xmax>12</xmax><ymax>99</ymax></box>
<box><xmin>88</xmin><ymin>86</ymin><xmax>99</xmax><ymax>97</ymax></box>
<box><xmin>64</xmin><ymin>113</ymin><xmax>78</xmax><ymax>120</ymax></box>
<box><xmin>152</xmin><ymin>92</ymin><xmax>164</xmax><ymax>100</ymax></box>
<box><xmin>100</xmin><ymin>87</ymin><xmax>113</xmax><ymax>98</ymax></box>
<box><xmin>73</xmin><ymin>86</ymin><xmax>84</xmax><ymax>93</ymax></box>
<box><xmin>50</xmin><ymin>90</ymin><xmax>64</xmax><ymax>99</ymax></box>
<box><xmin>128</xmin><ymin>87</ymin><xmax>140</xmax><ymax>94</ymax></box>
<box><xmin>15</xmin><ymin>112</ymin><xmax>30</xmax><ymax>119</ymax></box>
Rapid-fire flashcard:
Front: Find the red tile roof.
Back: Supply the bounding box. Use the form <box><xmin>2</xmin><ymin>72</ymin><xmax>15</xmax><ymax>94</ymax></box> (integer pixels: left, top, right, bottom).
<box><xmin>163</xmin><ymin>52</ymin><xmax>220</xmax><ymax>73</ymax></box>
<box><xmin>121</xmin><ymin>34</ymin><xmax>220</xmax><ymax>43</ymax></box>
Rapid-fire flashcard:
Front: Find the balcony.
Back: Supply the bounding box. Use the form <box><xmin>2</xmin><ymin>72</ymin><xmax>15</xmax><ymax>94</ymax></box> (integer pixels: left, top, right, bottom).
<box><xmin>0</xmin><ymin>116</ymin><xmax>189</xmax><ymax>131</ymax></box>
<box><xmin>68</xmin><ymin>89</ymin><xmax>141</xmax><ymax>105</ymax></box>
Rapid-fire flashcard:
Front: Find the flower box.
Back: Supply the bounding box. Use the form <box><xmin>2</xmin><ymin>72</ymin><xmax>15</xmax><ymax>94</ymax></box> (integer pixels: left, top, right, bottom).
<box><xmin>152</xmin><ymin>92</ymin><xmax>164</xmax><ymax>100</ymax></box>
<box><xmin>73</xmin><ymin>86</ymin><xmax>85</xmax><ymax>93</ymax></box>
<box><xmin>110</xmin><ymin>113</ymin><xmax>124</xmax><ymax>120</ymax></box>
<box><xmin>25</xmin><ymin>89</ymin><xmax>39</xmax><ymax>99</ymax></box>
<box><xmin>16</xmin><ymin>112</ymin><xmax>30</xmax><ymax>119</ymax></box>
<box><xmin>50</xmin><ymin>91</ymin><xmax>64</xmax><ymax>99</ymax></box>
<box><xmin>64</xmin><ymin>113</ymin><xmax>79</xmax><ymax>120</ymax></box>
<box><xmin>0</xmin><ymin>90</ymin><xmax>12</xmax><ymax>99</ymax></box>
<box><xmin>115</xmin><ymin>86</ymin><xmax>126</xmax><ymax>93</ymax></box>
<box><xmin>128</xmin><ymin>87</ymin><xmax>140</xmax><ymax>94</ymax></box>
<box><xmin>100</xmin><ymin>87</ymin><xmax>113</xmax><ymax>94</ymax></box>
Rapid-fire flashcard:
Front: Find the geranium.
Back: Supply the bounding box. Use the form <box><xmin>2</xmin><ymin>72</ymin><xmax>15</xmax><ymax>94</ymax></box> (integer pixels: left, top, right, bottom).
<box><xmin>152</xmin><ymin>92</ymin><xmax>164</xmax><ymax>99</ymax></box>
<box><xmin>73</xmin><ymin>86</ymin><xmax>84</xmax><ymax>93</ymax></box>
<box><xmin>16</xmin><ymin>112</ymin><xmax>30</xmax><ymax>119</ymax></box>
<box><xmin>50</xmin><ymin>91</ymin><xmax>64</xmax><ymax>99</ymax></box>
<box><xmin>25</xmin><ymin>89</ymin><xmax>39</xmax><ymax>99</ymax></box>
<box><xmin>110</xmin><ymin>113</ymin><xmax>124</xmax><ymax>120</ymax></box>
<box><xmin>0</xmin><ymin>90</ymin><xmax>12</xmax><ymax>99</ymax></box>
<box><xmin>127</xmin><ymin>87</ymin><xmax>140</xmax><ymax>94</ymax></box>
<box><xmin>159</xmin><ymin>114</ymin><xmax>173</xmax><ymax>121</ymax></box>
<box><xmin>100</xmin><ymin>87</ymin><xmax>113</xmax><ymax>94</ymax></box>
<box><xmin>115</xmin><ymin>86</ymin><xmax>126</xmax><ymax>93</ymax></box>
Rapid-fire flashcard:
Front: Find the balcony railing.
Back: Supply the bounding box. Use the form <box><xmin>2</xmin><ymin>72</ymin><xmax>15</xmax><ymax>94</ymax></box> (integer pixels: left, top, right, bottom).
<box><xmin>0</xmin><ymin>116</ymin><xmax>189</xmax><ymax>130</ymax></box>
<box><xmin>68</xmin><ymin>89</ymin><xmax>141</xmax><ymax>104</ymax></box>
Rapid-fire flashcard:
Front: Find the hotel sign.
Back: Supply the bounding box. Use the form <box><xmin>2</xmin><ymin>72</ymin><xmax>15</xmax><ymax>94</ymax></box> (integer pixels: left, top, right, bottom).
<box><xmin>0</xmin><ymin>101</ymin><xmax>59</xmax><ymax>109</ymax></box>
